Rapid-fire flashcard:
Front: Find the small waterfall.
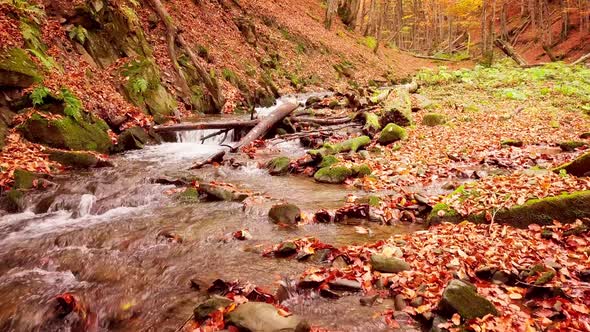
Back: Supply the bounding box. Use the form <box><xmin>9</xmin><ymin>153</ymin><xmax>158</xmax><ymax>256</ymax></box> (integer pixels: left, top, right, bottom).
<box><xmin>176</xmin><ymin>129</ymin><xmax>235</xmax><ymax>144</ymax></box>
<box><xmin>77</xmin><ymin>194</ymin><xmax>96</xmax><ymax>217</ymax></box>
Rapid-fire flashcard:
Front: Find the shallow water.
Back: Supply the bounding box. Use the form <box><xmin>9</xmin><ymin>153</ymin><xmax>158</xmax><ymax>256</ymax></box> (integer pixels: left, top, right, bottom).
<box><xmin>0</xmin><ymin>97</ymin><xmax>420</xmax><ymax>331</ymax></box>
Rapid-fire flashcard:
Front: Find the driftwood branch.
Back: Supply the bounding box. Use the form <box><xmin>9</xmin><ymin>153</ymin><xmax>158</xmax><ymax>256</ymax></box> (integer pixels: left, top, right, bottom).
<box><xmin>229</xmin><ymin>102</ymin><xmax>298</xmax><ymax>152</ymax></box>
<box><xmin>190</xmin><ymin>150</ymin><xmax>226</xmax><ymax>169</ymax></box>
<box><xmin>572</xmin><ymin>52</ymin><xmax>590</xmax><ymax>66</ymax></box>
<box><xmin>153</xmin><ymin>120</ymin><xmax>258</xmax><ymax>133</ymax></box>
<box><xmin>290</xmin><ymin>116</ymin><xmax>352</xmax><ymax>126</ymax></box>
<box><xmin>494</xmin><ymin>39</ymin><xmax>528</xmax><ymax>67</ymax></box>
<box><xmin>267</xmin><ymin>123</ymin><xmax>361</xmax><ymax>144</ymax></box>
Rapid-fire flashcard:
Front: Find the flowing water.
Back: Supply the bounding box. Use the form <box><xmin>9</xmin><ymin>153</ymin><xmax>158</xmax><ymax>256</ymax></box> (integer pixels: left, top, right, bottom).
<box><xmin>0</xmin><ymin>96</ymin><xmax>421</xmax><ymax>331</ymax></box>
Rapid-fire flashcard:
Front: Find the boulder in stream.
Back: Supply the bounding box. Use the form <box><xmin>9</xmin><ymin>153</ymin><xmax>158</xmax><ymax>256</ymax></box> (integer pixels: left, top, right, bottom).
<box><xmin>314</xmin><ymin>166</ymin><xmax>353</xmax><ymax>184</ymax></box>
<box><xmin>113</xmin><ymin>126</ymin><xmax>150</xmax><ymax>152</ymax></box>
<box><xmin>225</xmin><ymin>302</ymin><xmax>310</xmax><ymax>332</ymax></box>
<box><xmin>198</xmin><ymin>183</ymin><xmax>248</xmax><ymax>202</ymax></box>
<box><xmin>437</xmin><ymin>279</ymin><xmax>498</xmax><ymax>319</ymax></box>
<box><xmin>266</xmin><ymin>156</ymin><xmax>291</xmax><ymax>176</ymax></box>
<box><xmin>269</xmin><ymin>203</ymin><xmax>301</xmax><ymax>225</ymax></box>
<box><xmin>194</xmin><ymin>296</ymin><xmax>232</xmax><ymax>321</ymax></box>
<box><xmin>46</xmin><ymin>149</ymin><xmax>114</xmax><ymax>168</ymax></box>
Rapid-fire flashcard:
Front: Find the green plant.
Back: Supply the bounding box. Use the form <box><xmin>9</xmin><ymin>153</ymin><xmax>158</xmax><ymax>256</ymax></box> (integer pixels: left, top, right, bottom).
<box><xmin>30</xmin><ymin>86</ymin><xmax>50</xmax><ymax>106</ymax></box>
<box><xmin>4</xmin><ymin>0</ymin><xmax>45</xmax><ymax>23</ymax></box>
<box><xmin>68</xmin><ymin>25</ymin><xmax>89</xmax><ymax>44</ymax></box>
<box><xmin>362</xmin><ymin>36</ymin><xmax>378</xmax><ymax>50</ymax></box>
<box><xmin>61</xmin><ymin>88</ymin><xmax>83</xmax><ymax>121</ymax></box>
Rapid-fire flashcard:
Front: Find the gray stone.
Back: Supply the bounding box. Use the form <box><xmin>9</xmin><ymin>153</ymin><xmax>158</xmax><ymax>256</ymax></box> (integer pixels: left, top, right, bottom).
<box><xmin>194</xmin><ymin>296</ymin><xmax>232</xmax><ymax>321</ymax></box>
<box><xmin>225</xmin><ymin>302</ymin><xmax>310</xmax><ymax>332</ymax></box>
<box><xmin>438</xmin><ymin>279</ymin><xmax>498</xmax><ymax>319</ymax></box>
<box><xmin>269</xmin><ymin>203</ymin><xmax>301</xmax><ymax>224</ymax></box>
<box><xmin>370</xmin><ymin>254</ymin><xmax>410</xmax><ymax>273</ymax></box>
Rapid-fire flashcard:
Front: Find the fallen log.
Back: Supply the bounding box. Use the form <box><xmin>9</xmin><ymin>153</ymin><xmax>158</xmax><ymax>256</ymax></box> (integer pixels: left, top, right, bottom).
<box><xmin>411</xmin><ymin>54</ymin><xmax>453</xmax><ymax>62</ymax></box>
<box><xmin>229</xmin><ymin>102</ymin><xmax>298</xmax><ymax>152</ymax></box>
<box><xmin>291</xmin><ymin>116</ymin><xmax>352</xmax><ymax>126</ymax></box>
<box><xmin>153</xmin><ymin>119</ymin><xmax>259</xmax><ymax>133</ymax></box>
<box><xmin>190</xmin><ymin>150</ymin><xmax>226</xmax><ymax>169</ymax></box>
<box><xmin>494</xmin><ymin>39</ymin><xmax>528</xmax><ymax>67</ymax></box>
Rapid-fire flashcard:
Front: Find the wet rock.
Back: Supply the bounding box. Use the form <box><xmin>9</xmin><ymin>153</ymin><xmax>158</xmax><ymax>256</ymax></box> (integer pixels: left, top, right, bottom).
<box><xmin>410</xmin><ymin>296</ymin><xmax>424</xmax><ymax>308</ymax></box>
<box><xmin>360</xmin><ymin>294</ymin><xmax>379</xmax><ymax>306</ymax></box>
<box><xmin>558</xmin><ymin>141</ymin><xmax>587</xmax><ymax>152</ymax></box>
<box><xmin>438</xmin><ymin>279</ymin><xmax>498</xmax><ymax>319</ymax></box>
<box><xmin>421</xmin><ymin>113</ymin><xmax>447</xmax><ymax>126</ymax></box>
<box><xmin>524</xmin><ymin>285</ymin><xmax>566</xmax><ymax>299</ymax></box>
<box><xmin>194</xmin><ymin>296</ymin><xmax>232</xmax><ymax>321</ymax></box>
<box><xmin>501</xmin><ymin>139</ymin><xmax>524</xmax><ymax>147</ymax></box>
<box><xmin>328</xmin><ymin>278</ymin><xmax>361</xmax><ymax>292</ymax></box>
<box><xmin>46</xmin><ymin>149</ymin><xmax>114</xmax><ymax>169</ymax></box>
<box><xmin>580</xmin><ymin>132</ymin><xmax>590</xmax><ymax>139</ymax></box>
<box><xmin>13</xmin><ymin>169</ymin><xmax>40</xmax><ymax>189</ymax></box>
<box><xmin>412</xmin><ymin>94</ymin><xmax>433</xmax><ymax>111</ymax></box>
<box><xmin>3</xmin><ymin>189</ymin><xmax>24</xmax><ymax>213</ymax></box>
<box><xmin>314</xmin><ymin>166</ymin><xmax>353</xmax><ymax>184</ymax></box>
<box><xmin>113</xmin><ymin>126</ymin><xmax>150</xmax><ymax>152</ymax></box>
<box><xmin>276</xmin><ymin>242</ymin><xmax>297</xmax><ymax>257</ymax></box>
<box><xmin>268</xmin><ymin>203</ymin><xmax>301</xmax><ymax>224</ymax></box>
<box><xmin>394</xmin><ymin>294</ymin><xmax>406</xmax><ymax>310</ymax></box>
<box><xmin>554</xmin><ymin>152</ymin><xmax>590</xmax><ymax>177</ymax></box>
<box><xmin>266</xmin><ymin>156</ymin><xmax>291</xmax><ymax>176</ymax></box>
<box><xmin>198</xmin><ymin>183</ymin><xmax>247</xmax><ymax>202</ymax></box>
<box><xmin>318</xmin><ymin>155</ymin><xmax>339</xmax><ymax>168</ymax></box>
<box><xmin>430</xmin><ymin>315</ymin><xmax>450</xmax><ymax>332</ymax></box>
<box><xmin>378</xmin><ymin>123</ymin><xmax>407</xmax><ymax>145</ymax></box>
<box><xmin>394</xmin><ymin>311</ymin><xmax>421</xmax><ymax>332</ymax></box>
<box><xmin>331</xmin><ymin>255</ymin><xmax>349</xmax><ymax>269</ymax></box>
<box><xmin>225</xmin><ymin>302</ymin><xmax>310</xmax><ymax>332</ymax></box>
<box><xmin>370</xmin><ymin>254</ymin><xmax>410</xmax><ymax>273</ymax></box>
<box><xmin>535</xmin><ymin>270</ymin><xmax>556</xmax><ymax>285</ymax></box>
<box><xmin>351</xmin><ymin>164</ymin><xmax>372</xmax><ymax>177</ymax></box>
<box><xmin>310</xmin><ymin>248</ymin><xmax>331</xmax><ymax>263</ymax></box>
<box><xmin>176</xmin><ymin>188</ymin><xmax>200</xmax><ymax>203</ymax></box>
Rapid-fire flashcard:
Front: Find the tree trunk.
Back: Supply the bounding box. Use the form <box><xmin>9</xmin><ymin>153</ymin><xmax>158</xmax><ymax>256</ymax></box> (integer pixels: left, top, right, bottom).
<box><xmin>494</xmin><ymin>39</ymin><xmax>529</xmax><ymax>66</ymax></box>
<box><xmin>153</xmin><ymin>120</ymin><xmax>259</xmax><ymax>133</ymax></box>
<box><xmin>149</xmin><ymin>0</ymin><xmax>225</xmax><ymax>112</ymax></box>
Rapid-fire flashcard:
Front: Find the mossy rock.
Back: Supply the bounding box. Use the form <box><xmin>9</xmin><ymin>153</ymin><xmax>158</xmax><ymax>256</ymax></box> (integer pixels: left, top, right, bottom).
<box><xmin>378</xmin><ymin>123</ymin><xmax>407</xmax><ymax>145</ymax></box>
<box><xmin>176</xmin><ymin>187</ymin><xmax>200</xmax><ymax>203</ymax></box>
<box><xmin>13</xmin><ymin>169</ymin><xmax>39</xmax><ymax>190</ymax></box>
<box><xmin>144</xmin><ymin>84</ymin><xmax>177</xmax><ymax>124</ymax></box>
<box><xmin>379</xmin><ymin>87</ymin><xmax>413</xmax><ymax>127</ymax></box>
<box><xmin>268</xmin><ymin>203</ymin><xmax>301</xmax><ymax>224</ymax></box>
<box><xmin>370</xmin><ymin>254</ymin><xmax>410</xmax><ymax>273</ymax></box>
<box><xmin>0</xmin><ymin>48</ymin><xmax>41</xmax><ymax>88</ymax></box>
<box><xmin>411</xmin><ymin>94</ymin><xmax>433</xmax><ymax>111</ymax></box>
<box><xmin>438</xmin><ymin>279</ymin><xmax>498</xmax><ymax>319</ymax></box>
<box><xmin>428</xmin><ymin>191</ymin><xmax>590</xmax><ymax>227</ymax></box>
<box><xmin>194</xmin><ymin>296</ymin><xmax>232</xmax><ymax>321</ymax></box>
<box><xmin>362</xmin><ymin>112</ymin><xmax>381</xmax><ymax>136</ymax></box>
<box><xmin>501</xmin><ymin>139</ymin><xmax>524</xmax><ymax>147</ymax></box>
<box><xmin>422</xmin><ymin>113</ymin><xmax>447</xmax><ymax>126</ymax></box>
<box><xmin>558</xmin><ymin>141</ymin><xmax>587</xmax><ymax>152</ymax></box>
<box><xmin>0</xmin><ymin>119</ymin><xmax>7</xmax><ymax>151</ymax></box>
<box><xmin>46</xmin><ymin>149</ymin><xmax>112</xmax><ymax>169</ymax></box>
<box><xmin>19</xmin><ymin>112</ymin><xmax>112</xmax><ymax>153</ymax></box>
<box><xmin>225</xmin><ymin>302</ymin><xmax>310</xmax><ymax>332</ymax></box>
<box><xmin>266</xmin><ymin>156</ymin><xmax>291</xmax><ymax>176</ymax></box>
<box><xmin>352</xmin><ymin>164</ymin><xmax>372</xmax><ymax>177</ymax></box>
<box><xmin>198</xmin><ymin>183</ymin><xmax>247</xmax><ymax>202</ymax></box>
<box><xmin>314</xmin><ymin>166</ymin><xmax>353</xmax><ymax>184</ymax></box>
<box><xmin>318</xmin><ymin>155</ymin><xmax>339</xmax><ymax>168</ymax></box>
<box><xmin>580</xmin><ymin>132</ymin><xmax>590</xmax><ymax>139</ymax></box>
<box><xmin>3</xmin><ymin>189</ymin><xmax>25</xmax><ymax>213</ymax></box>
<box><xmin>554</xmin><ymin>152</ymin><xmax>590</xmax><ymax>177</ymax></box>
<box><xmin>310</xmin><ymin>136</ymin><xmax>371</xmax><ymax>157</ymax></box>
<box><xmin>113</xmin><ymin>126</ymin><xmax>150</xmax><ymax>152</ymax></box>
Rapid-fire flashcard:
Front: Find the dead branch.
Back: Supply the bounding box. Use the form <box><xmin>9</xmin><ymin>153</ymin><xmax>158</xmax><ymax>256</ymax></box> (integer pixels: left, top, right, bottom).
<box><xmin>290</xmin><ymin>116</ymin><xmax>352</xmax><ymax>126</ymax></box>
<box><xmin>153</xmin><ymin>119</ymin><xmax>258</xmax><ymax>133</ymax></box>
<box><xmin>229</xmin><ymin>102</ymin><xmax>298</xmax><ymax>152</ymax></box>
<box><xmin>494</xmin><ymin>39</ymin><xmax>528</xmax><ymax>67</ymax></box>
<box><xmin>572</xmin><ymin>52</ymin><xmax>590</xmax><ymax>66</ymax></box>
<box><xmin>190</xmin><ymin>150</ymin><xmax>226</xmax><ymax>169</ymax></box>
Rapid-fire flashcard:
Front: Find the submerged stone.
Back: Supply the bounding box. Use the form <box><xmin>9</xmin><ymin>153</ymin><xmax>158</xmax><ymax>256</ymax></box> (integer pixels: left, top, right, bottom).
<box><xmin>438</xmin><ymin>279</ymin><xmax>498</xmax><ymax>319</ymax></box>
<box><xmin>268</xmin><ymin>203</ymin><xmax>301</xmax><ymax>224</ymax></box>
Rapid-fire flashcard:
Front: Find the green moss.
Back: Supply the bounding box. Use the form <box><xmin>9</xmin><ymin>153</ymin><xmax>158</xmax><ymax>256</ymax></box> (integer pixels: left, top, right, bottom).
<box><xmin>0</xmin><ymin>48</ymin><xmax>41</xmax><ymax>87</ymax></box>
<box><xmin>363</xmin><ymin>112</ymin><xmax>381</xmax><ymax>135</ymax></box>
<box><xmin>314</xmin><ymin>166</ymin><xmax>353</xmax><ymax>184</ymax></box>
<box><xmin>558</xmin><ymin>141</ymin><xmax>587</xmax><ymax>152</ymax></box>
<box><xmin>46</xmin><ymin>149</ymin><xmax>100</xmax><ymax>168</ymax></box>
<box><xmin>13</xmin><ymin>169</ymin><xmax>37</xmax><ymax>189</ymax></box>
<box><xmin>319</xmin><ymin>155</ymin><xmax>339</xmax><ymax>168</ymax></box>
<box><xmin>380</xmin><ymin>87</ymin><xmax>413</xmax><ymax>127</ymax></box>
<box><xmin>19</xmin><ymin>112</ymin><xmax>112</xmax><ymax>153</ymax></box>
<box><xmin>501</xmin><ymin>139</ymin><xmax>524</xmax><ymax>147</ymax></box>
<box><xmin>421</xmin><ymin>113</ymin><xmax>447</xmax><ymax>126</ymax></box>
<box><xmin>427</xmin><ymin>203</ymin><xmax>461</xmax><ymax>225</ymax></box>
<box><xmin>535</xmin><ymin>270</ymin><xmax>556</xmax><ymax>285</ymax></box>
<box><xmin>352</xmin><ymin>164</ymin><xmax>372</xmax><ymax>177</ymax></box>
<box><xmin>266</xmin><ymin>156</ymin><xmax>291</xmax><ymax>176</ymax></box>
<box><xmin>554</xmin><ymin>152</ymin><xmax>590</xmax><ymax>177</ymax></box>
<box><xmin>378</xmin><ymin>123</ymin><xmax>407</xmax><ymax>145</ymax></box>
<box><xmin>312</xmin><ymin>136</ymin><xmax>371</xmax><ymax>157</ymax></box>
<box><xmin>6</xmin><ymin>189</ymin><xmax>25</xmax><ymax>212</ymax></box>
<box><xmin>176</xmin><ymin>187</ymin><xmax>200</xmax><ymax>203</ymax></box>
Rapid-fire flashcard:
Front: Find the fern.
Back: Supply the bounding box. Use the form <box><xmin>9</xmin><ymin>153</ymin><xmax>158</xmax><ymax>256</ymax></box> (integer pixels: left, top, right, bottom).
<box><xmin>61</xmin><ymin>89</ymin><xmax>83</xmax><ymax>121</ymax></box>
<box><xmin>30</xmin><ymin>86</ymin><xmax>50</xmax><ymax>106</ymax></box>
<box><xmin>131</xmin><ymin>78</ymin><xmax>148</xmax><ymax>95</ymax></box>
<box><xmin>20</xmin><ymin>20</ymin><xmax>44</xmax><ymax>51</ymax></box>
<box><xmin>27</xmin><ymin>48</ymin><xmax>60</xmax><ymax>71</ymax></box>
<box><xmin>68</xmin><ymin>25</ymin><xmax>89</xmax><ymax>44</ymax></box>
